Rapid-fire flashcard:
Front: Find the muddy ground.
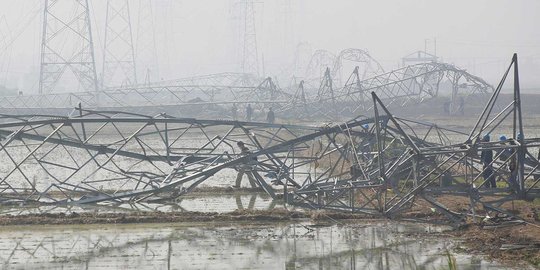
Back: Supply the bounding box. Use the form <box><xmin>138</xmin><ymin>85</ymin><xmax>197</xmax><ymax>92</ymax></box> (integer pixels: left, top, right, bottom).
<box><xmin>406</xmin><ymin>196</ymin><xmax>540</xmax><ymax>268</ymax></box>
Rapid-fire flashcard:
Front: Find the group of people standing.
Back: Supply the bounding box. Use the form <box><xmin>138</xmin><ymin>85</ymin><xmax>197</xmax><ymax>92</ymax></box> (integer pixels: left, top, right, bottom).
<box><xmin>231</xmin><ymin>104</ymin><xmax>275</xmax><ymax>124</ymax></box>
<box><xmin>480</xmin><ymin>134</ymin><xmax>519</xmax><ymax>190</ymax></box>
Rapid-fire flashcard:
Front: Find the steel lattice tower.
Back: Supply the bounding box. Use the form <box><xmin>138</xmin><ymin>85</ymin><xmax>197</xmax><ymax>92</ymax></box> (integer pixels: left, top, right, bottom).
<box><xmin>135</xmin><ymin>0</ymin><xmax>159</xmax><ymax>85</ymax></box>
<box><xmin>39</xmin><ymin>0</ymin><xmax>99</xmax><ymax>94</ymax></box>
<box><xmin>101</xmin><ymin>0</ymin><xmax>137</xmax><ymax>88</ymax></box>
<box><xmin>240</xmin><ymin>0</ymin><xmax>259</xmax><ymax>76</ymax></box>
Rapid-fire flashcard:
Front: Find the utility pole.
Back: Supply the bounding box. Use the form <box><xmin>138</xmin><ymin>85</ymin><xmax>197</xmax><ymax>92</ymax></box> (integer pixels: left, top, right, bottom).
<box><xmin>39</xmin><ymin>0</ymin><xmax>99</xmax><ymax>94</ymax></box>
<box><xmin>101</xmin><ymin>0</ymin><xmax>137</xmax><ymax>88</ymax></box>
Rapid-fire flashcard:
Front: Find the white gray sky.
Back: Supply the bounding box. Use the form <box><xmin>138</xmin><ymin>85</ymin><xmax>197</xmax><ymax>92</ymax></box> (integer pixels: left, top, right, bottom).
<box><xmin>0</xmin><ymin>0</ymin><xmax>539</xmax><ymax>93</ymax></box>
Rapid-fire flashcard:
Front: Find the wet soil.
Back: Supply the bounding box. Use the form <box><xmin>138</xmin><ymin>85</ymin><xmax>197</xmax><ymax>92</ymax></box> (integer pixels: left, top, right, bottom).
<box><xmin>0</xmin><ymin>209</ymin><xmax>307</xmax><ymax>226</ymax></box>
<box><xmin>449</xmin><ymin>223</ymin><xmax>540</xmax><ymax>268</ymax></box>
<box><xmin>0</xmin><ymin>208</ymin><xmax>380</xmax><ymax>227</ymax></box>
<box><xmin>405</xmin><ymin>195</ymin><xmax>540</xmax><ymax>268</ymax></box>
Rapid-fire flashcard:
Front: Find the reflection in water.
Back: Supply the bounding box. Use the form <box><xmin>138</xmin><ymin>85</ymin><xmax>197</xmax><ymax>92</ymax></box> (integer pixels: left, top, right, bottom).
<box><xmin>0</xmin><ymin>222</ymin><xmax>510</xmax><ymax>269</ymax></box>
<box><xmin>0</xmin><ymin>193</ymin><xmax>280</xmax><ymax>216</ymax></box>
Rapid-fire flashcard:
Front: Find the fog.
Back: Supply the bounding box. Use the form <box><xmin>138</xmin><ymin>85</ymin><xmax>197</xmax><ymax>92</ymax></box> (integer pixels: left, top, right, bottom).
<box><xmin>0</xmin><ymin>0</ymin><xmax>539</xmax><ymax>93</ymax></box>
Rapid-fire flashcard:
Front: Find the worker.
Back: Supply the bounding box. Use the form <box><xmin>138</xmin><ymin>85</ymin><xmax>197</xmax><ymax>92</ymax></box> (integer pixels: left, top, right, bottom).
<box><xmin>480</xmin><ymin>134</ymin><xmax>496</xmax><ymax>188</ymax></box>
<box><xmin>443</xmin><ymin>101</ymin><xmax>450</xmax><ymax>115</ymax></box>
<box><xmin>499</xmin><ymin>135</ymin><xmax>517</xmax><ymax>192</ymax></box>
<box><xmin>234</xmin><ymin>141</ymin><xmax>257</xmax><ymax>188</ymax></box>
<box><xmin>237</xmin><ymin>141</ymin><xmax>251</xmax><ymax>156</ymax></box>
<box><xmin>458</xmin><ymin>97</ymin><xmax>465</xmax><ymax>115</ymax></box>
<box><xmin>266</xmin><ymin>107</ymin><xmax>275</xmax><ymax>124</ymax></box>
<box><xmin>246</xmin><ymin>104</ymin><xmax>253</xmax><ymax>121</ymax></box>
<box><xmin>231</xmin><ymin>104</ymin><xmax>238</xmax><ymax>120</ymax></box>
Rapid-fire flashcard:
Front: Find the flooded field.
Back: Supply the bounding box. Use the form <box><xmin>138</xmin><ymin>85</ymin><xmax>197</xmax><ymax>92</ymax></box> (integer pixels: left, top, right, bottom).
<box><xmin>0</xmin><ymin>221</ymin><xmax>513</xmax><ymax>269</ymax></box>
<box><xmin>0</xmin><ymin>192</ymin><xmax>280</xmax><ymax>216</ymax></box>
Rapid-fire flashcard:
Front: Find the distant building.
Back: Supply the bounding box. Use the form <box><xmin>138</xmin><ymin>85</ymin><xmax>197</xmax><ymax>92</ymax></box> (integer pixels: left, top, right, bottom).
<box><xmin>402</xmin><ymin>51</ymin><xmax>439</xmax><ymax>67</ymax></box>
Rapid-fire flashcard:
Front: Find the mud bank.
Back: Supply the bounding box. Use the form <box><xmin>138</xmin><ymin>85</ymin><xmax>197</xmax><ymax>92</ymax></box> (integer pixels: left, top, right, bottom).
<box><xmin>0</xmin><ymin>208</ymin><xmax>381</xmax><ymax>226</ymax></box>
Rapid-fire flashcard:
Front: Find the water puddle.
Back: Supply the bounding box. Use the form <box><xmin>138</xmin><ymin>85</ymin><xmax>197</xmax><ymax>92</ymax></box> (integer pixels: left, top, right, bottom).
<box><xmin>0</xmin><ymin>193</ymin><xmax>281</xmax><ymax>216</ymax></box>
<box><xmin>0</xmin><ymin>221</ymin><xmax>512</xmax><ymax>269</ymax></box>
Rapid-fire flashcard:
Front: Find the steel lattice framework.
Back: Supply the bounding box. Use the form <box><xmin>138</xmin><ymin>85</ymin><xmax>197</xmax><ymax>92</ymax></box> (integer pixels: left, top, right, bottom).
<box><xmin>101</xmin><ymin>0</ymin><xmax>137</xmax><ymax>88</ymax></box>
<box><xmin>234</xmin><ymin>0</ymin><xmax>259</xmax><ymax>76</ymax></box>
<box><xmin>39</xmin><ymin>0</ymin><xmax>99</xmax><ymax>94</ymax></box>
<box><xmin>331</xmin><ymin>48</ymin><xmax>385</xmax><ymax>86</ymax></box>
<box><xmin>0</xmin><ymin>61</ymin><xmax>491</xmax><ymax>121</ymax></box>
<box><xmin>134</xmin><ymin>0</ymin><xmax>159</xmax><ymax>84</ymax></box>
<box><xmin>282</xmin><ymin>61</ymin><xmax>493</xmax><ymax>119</ymax></box>
<box><xmin>304</xmin><ymin>50</ymin><xmax>336</xmax><ymax>82</ymax></box>
<box><xmin>303</xmin><ymin>48</ymin><xmax>385</xmax><ymax>86</ymax></box>
<box><xmin>0</xmin><ymin>54</ymin><xmax>534</xmax><ymax>226</ymax></box>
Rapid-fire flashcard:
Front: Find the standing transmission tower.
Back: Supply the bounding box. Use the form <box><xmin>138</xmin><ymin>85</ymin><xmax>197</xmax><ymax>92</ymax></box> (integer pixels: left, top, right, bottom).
<box><xmin>101</xmin><ymin>0</ymin><xmax>137</xmax><ymax>88</ymax></box>
<box><xmin>239</xmin><ymin>0</ymin><xmax>259</xmax><ymax>76</ymax></box>
<box><xmin>135</xmin><ymin>0</ymin><xmax>159</xmax><ymax>85</ymax></box>
<box><xmin>39</xmin><ymin>0</ymin><xmax>99</xmax><ymax>94</ymax></box>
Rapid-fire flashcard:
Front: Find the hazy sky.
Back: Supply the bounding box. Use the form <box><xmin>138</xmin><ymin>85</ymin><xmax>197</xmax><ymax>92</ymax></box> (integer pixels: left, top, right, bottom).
<box><xmin>0</xmin><ymin>0</ymin><xmax>539</xmax><ymax>93</ymax></box>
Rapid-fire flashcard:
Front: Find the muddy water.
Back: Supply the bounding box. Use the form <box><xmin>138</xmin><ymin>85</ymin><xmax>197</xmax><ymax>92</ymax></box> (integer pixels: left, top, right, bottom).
<box><xmin>0</xmin><ymin>221</ymin><xmax>511</xmax><ymax>270</ymax></box>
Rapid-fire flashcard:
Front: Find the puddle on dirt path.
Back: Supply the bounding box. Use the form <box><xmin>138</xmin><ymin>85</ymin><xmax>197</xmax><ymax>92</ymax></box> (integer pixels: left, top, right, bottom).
<box><xmin>0</xmin><ymin>221</ymin><xmax>512</xmax><ymax>269</ymax></box>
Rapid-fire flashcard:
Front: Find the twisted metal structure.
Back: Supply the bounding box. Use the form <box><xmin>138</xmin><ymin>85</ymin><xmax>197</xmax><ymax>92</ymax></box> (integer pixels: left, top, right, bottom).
<box><xmin>288</xmin><ymin>54</ymin><xmax>540</xmax><ymax>224</ymax></box>
<box><xmin>0</xmin><ymin>61</ymin><xmax>491</xmax><ymax>122</ymax></box>
<box><xmin>283</xmin><ymin>60</ymin><xmax>493</xmax><ymax>119</ymax></box>
<box><xmin>0</xmin><ymin>109</ymin><xmax>317</xmax><ymax>205</ymax></box>
<box><xmin>0</xmin><ymin>54</ymin><xmax>534</xmax><ymax>227</ymax></box>
<box><xmin>331</xmin><ymin>48</ymin><xmax>385</xmax><ymax>86</ymax></box>
<box><xmin>304</xmin><ymin>49</ymin><xmax>336</xmax><ymax>82</ymax></box>
<box><xmin>303</xmin><ymin>48</ymin><xmax>384</xmax><ymax>86</ymax></box>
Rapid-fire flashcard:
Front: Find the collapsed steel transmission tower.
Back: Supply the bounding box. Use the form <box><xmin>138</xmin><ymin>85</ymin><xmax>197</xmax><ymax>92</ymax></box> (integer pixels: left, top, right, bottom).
<box><xmin>39</xmin><ymin>0</ymin><xmax>99</xmax><ymax>94</ymax></box>
<box><xmin>0</xmin><ymin>54</ymin><xmax>536</xmax><ymax>228</ymax></box>
<box><xmin>101</xmin><ymin>0</ymin><xmax>137</xmax><ymax>88</ymax></box>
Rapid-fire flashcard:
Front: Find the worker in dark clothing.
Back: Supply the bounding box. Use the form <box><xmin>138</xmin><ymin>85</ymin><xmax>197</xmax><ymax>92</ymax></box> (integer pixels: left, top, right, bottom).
<box><xmin>480</xmin><ymin>134</ymin><xmax>496</xmax><ymax>188</ymax></box>
<box><xmin>443</xmin><ymin>101</ymin><xmax>450</xmax><ymax>115</ymax></box>
<box><xmin>266</xmin><ymin>107</ymin><xmax>275</xmax><ymax>124</ymax></box>
<box><xmin>237</xmin><ymin>141</ymin><xmax>251</xmax><ymax>156</ymax></box>
<box><xmin>231</xmin><ymin>104</ymin><xmax>238</xmax><ymax>120</ymax></box>
<box><xmin>235</xmin><ymin>141</ymin><xmax>257</xmax><ymax>188</ymax></box>
<box><xmin>246</xmin><ymin>104</ymin><xmax>253</xmax><ymax>121</ymax></box>
<box><xmin>499</xmin><ymin>135</ymin><xmax>518</xmax><ymax>192</ymax></box>
<box><xmin>458</xmin><ymin>97</ymin><xmax>465</xmax><ymax>115</ymax></box>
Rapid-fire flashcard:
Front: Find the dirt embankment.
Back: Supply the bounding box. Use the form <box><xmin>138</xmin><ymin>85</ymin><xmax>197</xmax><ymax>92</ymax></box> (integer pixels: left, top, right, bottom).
<box><xmin>0</xmin><ymin>208</ymin><xmax>375</xmax><ymax>226</ymax></box>
<box><xmin>0</xmin><ymin>209</ymin><xmax>303</xmax><ymax>225</ymax></box>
